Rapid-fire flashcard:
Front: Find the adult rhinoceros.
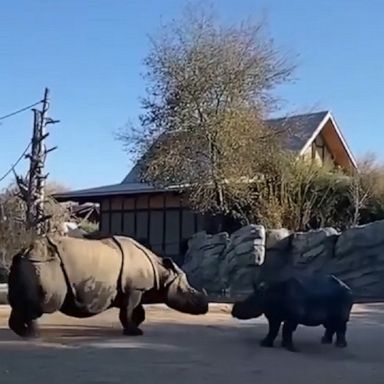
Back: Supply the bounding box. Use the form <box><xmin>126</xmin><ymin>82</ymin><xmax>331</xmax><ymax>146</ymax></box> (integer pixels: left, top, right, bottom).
<box><xmin>7</xmin><ymin>235</ymin><xmax>208</xmax><ymax>338</ymax></box>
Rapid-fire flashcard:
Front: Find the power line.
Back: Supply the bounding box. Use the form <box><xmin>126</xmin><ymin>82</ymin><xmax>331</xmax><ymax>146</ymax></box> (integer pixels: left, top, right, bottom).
<box><xmin>0</xmin><ymin>142</ymin><xmax>32</xmax><ymax>183</ymax></box>
<box><xmin>0</xmin><ymin>100</ymin><xmax>43</xmax><ymax>122</ymax></box>
<box><xmin>0</xmin><ymin>99</ymin><xmax>44</xmax><ymax>184</ymax></box>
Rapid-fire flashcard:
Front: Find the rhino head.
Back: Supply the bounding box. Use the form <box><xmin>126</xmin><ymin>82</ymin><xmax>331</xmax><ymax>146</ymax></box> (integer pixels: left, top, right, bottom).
<box><xmin>144</xmin><ymin>256</ymin><xmax>209</xmax><ymax>315</ymax></box>
<box><xmin>231</xmin><ymin>281</ymin><xmax>268</xmax><ymax>320</ymax></box>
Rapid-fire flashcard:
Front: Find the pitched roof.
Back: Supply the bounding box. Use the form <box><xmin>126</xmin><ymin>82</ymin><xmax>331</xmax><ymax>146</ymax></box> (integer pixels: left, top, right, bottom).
<box><xmin>121</xmin><ymin>110</ymin><xmax>330</xmax><ymax>184</ymax></box>
<box><xmin>266</xmin><ymin>110</ymin><xmax>329</xmax><ymax>152</ymax></box>
<box><xmin>53</xmin><ymin>110</ymin><xmax>354</xmax><ymax>203</ymax></box>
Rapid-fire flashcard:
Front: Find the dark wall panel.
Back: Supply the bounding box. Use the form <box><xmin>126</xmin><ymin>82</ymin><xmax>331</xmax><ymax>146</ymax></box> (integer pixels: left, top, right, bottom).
<box><xmin>136</xmin><ymin>211</ymin><xmax>149</xmax><ymax>241</ymax></box>
<box><xmin>150</xmin><ymin>211</ymin><xmax>164</xmax><ymax>253</ymax></box>
<box><xmin>196</xmin><ymin>213</ymin><xmax>205</xmax><ymax>232</ymax></box>
<box><xmin>110</xmin><ymin>212</ymin><xmax>122</xmax><ymax>234</ymax></box>
<box><xmin>100</xmin><ymin>199</ymin><xmax>110</xmax><ymax>212</ymax></box>
<box><xmin>165</xmin><ymin>210</ymin><xmax>180</xmax><ymax>257</ymax></box>
<box><xmin>182</xmin><ymin>209</ymin><xmax>195</xmax><ymax>240</ymax></box>
<box><xmin>100</xmin><ymin>212</ymin><xmax>110</xmax><ymax>235</ymax></box>
<box><xmin>100</xmin><ymin>191</ymin><xmax>202</xmax><ymax>260</ymax></box>
<box><xmin>123</xmin><ymin>212</ymin><xmax>135</xmax><ymax>237</ymax></box>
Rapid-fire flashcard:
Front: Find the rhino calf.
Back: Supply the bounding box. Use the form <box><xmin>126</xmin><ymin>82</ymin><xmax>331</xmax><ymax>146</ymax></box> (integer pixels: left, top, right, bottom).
<box><xmin>7</xmin><ymin>235</ymin><xmax>208</xmax><ymax>339</ymax></box>
<box><xmin>231</xmin><ymin>274</ymin><xmax>354</xmax><ymax>352</ymax></box>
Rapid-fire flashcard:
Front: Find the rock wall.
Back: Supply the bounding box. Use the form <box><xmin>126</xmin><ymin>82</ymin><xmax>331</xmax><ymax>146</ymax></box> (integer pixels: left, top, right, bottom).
<box><xmin>183</xmin><ymin>225</ymin><xmax>266</xmax><ymax>297</ymax></box>
<box><xmin>182</xmin><ymin>220</ymin><xmax>384</xmax><ymax>301</ymax></box>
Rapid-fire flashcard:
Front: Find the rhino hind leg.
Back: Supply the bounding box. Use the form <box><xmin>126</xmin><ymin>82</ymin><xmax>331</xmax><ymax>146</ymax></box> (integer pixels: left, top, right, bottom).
<box><xmin>281</xmin><ymin>321</ymin><xmax>299</xmax><ymax>352</ymax></box>
<box><xmin>9</xmin><ymin>310</ymin><xmax>28</xmax><ymax>338</ymax></box>
<box><xmin>334</xmin><ymin>321</ymin><xmax>348</xmax><ymax>348</ymax></box>
<box><xmin>333</xmin><ymin>300</ymin><xmax>352</xmax><ymax>348</ymax></box>
<box><xmin>24</xmin><ymin>320</ymin><xmax>40</xmax><ymax>339</ymax></box>
<box><xmin>119</xmin><ymin>290</ymin><xmax>144</xmax><ymax>336</ymax></box>
<box><xmin>323</xmin><ymin>313</ymin><xmax>349</xmax><ymax>348</ymax></box>
<box><xmin>9</xmin><ymin>309</ymin><xmax>40</xmax><ymax>339</ymax></box>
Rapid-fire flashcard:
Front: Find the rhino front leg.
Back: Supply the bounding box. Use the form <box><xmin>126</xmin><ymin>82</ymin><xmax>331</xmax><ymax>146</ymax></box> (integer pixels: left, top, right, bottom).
<box><xmin>260</xmin><ymin>318</ymin><xmax>281</xmax><ymax>348</ymax></box>
<box><xmin>119</xmin><ymin>290</ymin><xmax>144</xmax><ymax>336</ymax></box>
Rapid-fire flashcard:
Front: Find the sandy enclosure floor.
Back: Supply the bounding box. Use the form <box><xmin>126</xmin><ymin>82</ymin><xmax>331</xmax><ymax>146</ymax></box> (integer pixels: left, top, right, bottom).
<box><xmin>0</xmin><ymin>303</ymin><xmax>383</xmax><ymax>383</ymax></box>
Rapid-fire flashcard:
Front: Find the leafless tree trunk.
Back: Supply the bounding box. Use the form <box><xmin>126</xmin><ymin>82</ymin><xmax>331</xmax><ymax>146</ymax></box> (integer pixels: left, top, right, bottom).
<box><xmin>16</xmin><ymin>87</ymin><xmax>59</xmax><ymax>236</ymax></box>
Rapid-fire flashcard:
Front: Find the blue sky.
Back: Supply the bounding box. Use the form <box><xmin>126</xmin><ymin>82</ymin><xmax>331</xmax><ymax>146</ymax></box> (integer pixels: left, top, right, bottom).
<box><xmin>1</xmin><ymin>0</ymin><xmax>384</xmax><ymax>191</ymax></box>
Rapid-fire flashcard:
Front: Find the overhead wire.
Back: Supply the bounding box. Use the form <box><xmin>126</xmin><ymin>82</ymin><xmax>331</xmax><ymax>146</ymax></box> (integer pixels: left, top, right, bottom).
<box><xmin>0</xmin><ymin>142</ymin><xmax>32</xmax><ymax>183</ymax></box>
<box><xmin>0</xmin><ymin>99</ymin><xmax>43</xmax><ymax>184</ymax></box>
<box><xmin>0</xmin><ymin>100</ymin><xmax>42</xmax><ymax>121</ymax></box>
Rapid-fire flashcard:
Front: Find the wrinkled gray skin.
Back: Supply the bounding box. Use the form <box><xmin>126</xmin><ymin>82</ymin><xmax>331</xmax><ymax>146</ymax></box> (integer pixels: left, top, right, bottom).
<box><xmin>8</xmin><ymin>235</ymin><xmax>208</xmax><ymax>339</ymax></box>
<box><xmin>231</xmin><ymin>274</ymin><xmax>354</xmax><ymax>352</ymax></box>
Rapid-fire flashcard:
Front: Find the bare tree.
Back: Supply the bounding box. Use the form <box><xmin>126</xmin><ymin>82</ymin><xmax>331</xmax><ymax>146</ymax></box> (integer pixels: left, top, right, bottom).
<box><xmin>118</xmin><ymin>4</ymin><xmax>296</xmax><ymax>228</ymax></box>
<box><xmin>0</xmin><ymin>181</ymin><xmax>70</xmax><ymax>279</ymax></box>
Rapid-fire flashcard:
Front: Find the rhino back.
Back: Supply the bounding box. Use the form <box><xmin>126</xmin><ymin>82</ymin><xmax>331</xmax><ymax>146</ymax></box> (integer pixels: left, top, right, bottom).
<box><xmin>114</xmin><ymin>236</ymin><xmax>159</xmax><ymax>292</ymax></box>
<box><xmin>273</xmin><ymin>275</ymin><xmax>353</xmax><ymax>324</ymax></box>
<box><xmin>53</xmin><ymin>237</ymin><xmax>122</xmax><ymax>313</ymax></box>
<box><xmin>288</xmin><ymin>273</ymin><xmax>352</xmax><ymax>301</ymax></box>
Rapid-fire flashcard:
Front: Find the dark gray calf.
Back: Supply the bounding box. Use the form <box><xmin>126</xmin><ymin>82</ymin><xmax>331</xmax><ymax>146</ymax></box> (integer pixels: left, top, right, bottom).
<box><xmin>231</xmin><ymin>274</ymin><xmax>354</xmax><ymax>352</ymax></box>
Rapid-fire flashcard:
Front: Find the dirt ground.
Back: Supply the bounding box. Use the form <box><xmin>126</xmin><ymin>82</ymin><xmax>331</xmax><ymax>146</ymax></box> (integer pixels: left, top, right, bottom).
<box><xmin>0</xmin><ymin>303</ymin><xmax>383</xmax><ymax>383</ymax></box>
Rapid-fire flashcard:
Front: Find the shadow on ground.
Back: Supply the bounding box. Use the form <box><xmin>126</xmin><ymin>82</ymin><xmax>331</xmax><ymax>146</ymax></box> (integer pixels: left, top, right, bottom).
<box><xmin>0</xmin><ymin>315</ymin><xmax>380</xmax><ymax>359</ymax></box>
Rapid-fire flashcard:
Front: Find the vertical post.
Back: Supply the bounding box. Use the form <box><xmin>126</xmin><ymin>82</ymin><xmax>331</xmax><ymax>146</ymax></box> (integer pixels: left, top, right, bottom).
<box><xmin>35</xmin><ymin>88</ymin><xmax>50</xmax><ymax>235</ymax></box>
<box><xmin>17</xmin><ymin>87</ymin><xmax>58</xmax><ymax>237</ymax></box>
<box><xmin>26</xmin><ymin>109</ymin><xmax>40</xmax><ymax>230</ymax></box>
